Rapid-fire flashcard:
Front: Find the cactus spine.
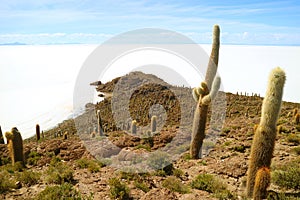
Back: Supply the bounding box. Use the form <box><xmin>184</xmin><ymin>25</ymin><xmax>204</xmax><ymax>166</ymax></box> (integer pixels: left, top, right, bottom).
<box><xmin>151</xmin><ymin>115</ymin><xmax>157</xmax><ymax>133</ymax></box>
<box><xmin>36</xmin><ymin>124</ymin><xmax>40</xmax><ymax>141</ymax></box>
<box><xmin>246</xmin><ymin>67</ymin><xmax>286</xmax><ymax>197</ymax></box>
<box><xmin>131</xmin><ymin>120</ymin><xmax>137</xmax><ymax>134</ymax></box>
<box><xmin>97</xmin><ymin>110</ymin><xmax>104</xmax><ymax>136</ymax></box>
<box><xmin>253</xmin><ymin>167</ymin><xmax>271</xmax><ymax>200</ymax></box>
<box><xmin>0</xmin><ymin>126</ymin><xmax>4</xmax><ymax>144</ymax></box>
<box><xmin>5</xmin><ymin>127</ymin><xmax>25</xmax><ymax>167</ymax></box>
<box><xmin>190</xmin><ymin>25</ymin><xmax>221</xmax><ymax>159</ymax></box>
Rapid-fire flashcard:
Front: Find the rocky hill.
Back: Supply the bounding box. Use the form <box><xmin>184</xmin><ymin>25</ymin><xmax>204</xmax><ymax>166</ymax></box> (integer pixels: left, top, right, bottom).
<box><xmin>0</xmin><ymin>72</ymin><xmax>299</xmax><ymax>200</ymax></box>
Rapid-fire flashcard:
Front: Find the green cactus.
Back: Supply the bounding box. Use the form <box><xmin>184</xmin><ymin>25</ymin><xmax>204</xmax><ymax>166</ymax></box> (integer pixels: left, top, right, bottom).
<box><xmin>36</xmin><ymin>124</ymin><xmax>40</xmax><ymax>141</ymax></box>
<box><xmin>190</xmin><ymin>25</ymin><xmax>221</xmax><ymax>159</ymax></box>
<box><xmin>131</xmin><ymin>120</ymin><xmax>137</xmax><ymax>135</ymax></box>
<box><xmin>0</xmin><ymin>125</ymin><xmax>4</xmax><ymax>144</ymax></box>
<box><xmin>97</xmin><ymin>110</ymin><xmax>104</xmax><ymax>136</ymax></box>
<box><xmin>5</xmin><ymin>127</ymin><xmax>25</xmax><ymax>167</ymax></box>
<box><xmin>253</xmin><ymin>167</ymin><xmax>271</xmax><ymax>200</ymax></box>
<box><xmin>151</xmin><ymin>115</ymin><xmax>157</xmax><ymax>133</ymax></box>
<box><xmin>246</xmin><ymin>67</ymin><xmax>286</xmax><ymax>197</ymax></box>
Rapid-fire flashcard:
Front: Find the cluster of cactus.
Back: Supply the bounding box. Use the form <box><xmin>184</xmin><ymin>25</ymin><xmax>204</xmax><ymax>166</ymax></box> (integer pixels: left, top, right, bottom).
<box><xmin>5</xmin><ymin>127</ymin><xmax>25</xmax><ymax>167</ymax></box>
<box><xmin>190</xmin><ymin>25</ymin><xmax>221</xmax><ymax>159</ymax></box>
<box><xmin>36</xmin><ymin>124</ymin><xmax>41</xmax><ymax>141</ymax></box>
<box><xmin>246</xmin><ymin>67</ymin><xmax>286</xmax><ymax>198</ymax></box>
<box><xmin>294</xmin><ymin>110</ymin><xmax>300</xmax><ymax>124</ymax></box>
<box><xmin>0</xmin><ymin>125</ymin><xmax>4</xmax><ymax>144</ymax></box>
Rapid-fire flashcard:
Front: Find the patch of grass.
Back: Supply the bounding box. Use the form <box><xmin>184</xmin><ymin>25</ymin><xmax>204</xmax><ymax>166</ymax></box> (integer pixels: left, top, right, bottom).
<box><xmin>0</xmin><ymin>157</ymin><xmax>10</xmax><ymax>166</ymax></box>
<box><xmin>45</xmin><ymin>159</ymin><xmax>74</xmax><ymax>184</ymax></box>
<box><xmin>17</xmin><ymin>170</ymin><xmax>40</xmax><ymax>186</ymax></box>
<box><xmin>34</xmin><ymin>183</ymin><xmax>92</xmax><ymax>200</ymax></box>
<box><xmin>286</xmin><ymin>134</ymin><xmax>300</xmax><ymax>145</ymax></box>
<box><xmin>134</xmin><ymin>144</ymin><xmax>151</xmax><ymax>151</ymax></box>
<box><xmin>162</xmin><ymin>176</ymin><xmax>190</xmax><ymax>194</ymax></box>
<box><xmin>221</xmin><ymin>127</ymin><xmax>231</xmax><ymax>134</ymax></box>
<box><xmin>172</xmin><ymin>168</ymin><xmax>184</xmax><ymax>178</ymax></box>
<box><xmin>134</xmin><ymin>180</ymin><xmax>150</xmax><ymax>193</ymax></box>
<box><xmin>198</xmin><ymin>160</ymin><xmax>207</xmax><ymax>166</ymax></box>
<box><xmin>223</xmin><ymin>141</ymin><xmax>232</xmax><ymax>146</ymax></box>
<box><xmin>76</xmin><ymin>158</ymin><xmax>102</xmax><ymax>173</ymax></box>
<box><xmin>292</xmin><ymin>146</ymin><xmax>300</xmax><ymax>155</ymax></box>
<box><xmin>0</xmin><ymin>170</ymin><xmax>16</xmax><ymax>193</ymax></box>
<box><xmin>181</xmin><ymin>153</ymin><xmax>192</xmax><ymax>161</ymax></box>
<box><xmin>272</xmin><ymin>160</ymin><xmax>300</xmax><ymax>190</ymax></box>
<box><xmin>191</xmin><ymin>174</ymin><xmax>236</xmax><ymax>200</ymax></box>
<box><xmin>232</xmin><ymin>145</ymin><xmax>246</xmax><ymax>153</ymax></box>
<box><xmin>27</xmin><ymin>151</ymin><xmax>41</xmax><ymax>166</ymax></box>
<box><xmin>108</xmin><ymin>177</ymin><xmax>130</xmax><ymax>200</ymax></box>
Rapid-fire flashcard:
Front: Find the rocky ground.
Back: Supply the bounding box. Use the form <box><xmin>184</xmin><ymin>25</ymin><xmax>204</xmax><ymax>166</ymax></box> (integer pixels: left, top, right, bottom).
<box><xmin>0</xmin><ymin>72</ymin><xmax>299</xmax><ymax>199</ymax></box>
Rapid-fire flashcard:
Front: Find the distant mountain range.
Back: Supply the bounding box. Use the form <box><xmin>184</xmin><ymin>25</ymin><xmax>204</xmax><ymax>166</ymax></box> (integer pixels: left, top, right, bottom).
<box><xmin>0</xmin><ymin>42</ymin><xmax>27</xmax><ymax>46</ymax></box>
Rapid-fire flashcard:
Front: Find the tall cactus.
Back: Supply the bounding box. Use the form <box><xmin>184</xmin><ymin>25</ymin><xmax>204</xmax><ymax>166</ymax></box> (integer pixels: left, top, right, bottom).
<box><xmin>0</xmin><ymin>126</ymin><xmax>4</xmax><ymax>144</ymax></box>
<box><xmin>5</xmin><ymin>127</ymin><xmax>25</xmax><ymax>167</ymax></box>
<box><xmin>151</xmin><ymin>115</ymin><xmax>157</xmax><ymax>133</ymax></box>
<box><xmin>97</xmin><ymin>110</ymin><xmax>104</xmax><ymax>136</ymax></box>
<box><xmin>190</xmin><ymin>25</ymin><xmax>221</xmax><ymax>159</ymax></box>
<box><xmin>36</xmin><ymin>124</ymin><xmax>40</xmax><ymax>141</ymax></box>
<box><xmin>246</xmin><ymin>67</ymin><xmax>286</xmax><ymax>197</ymax></box>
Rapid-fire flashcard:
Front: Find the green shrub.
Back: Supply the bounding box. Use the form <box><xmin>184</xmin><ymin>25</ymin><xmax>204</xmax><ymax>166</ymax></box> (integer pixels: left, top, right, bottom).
<box><xmin>292</xmin><ymin>146</ymin><xmax>300</xmax><ymax>155</ymax></box>
<box><xmin>272</xmin><ymin>161</ymin><xmax>300</xmax><ymax>190</ymax></box>
<box><xmin>0</xmin><ymin>170</ymin><xmax>16</xmax><ymax>193</ymax></box>
<box><xmin>45</xmin><ymin>161</ymin><xmax>74</xmax><ymax>184</ymax></box>
<box><xmin>232</xmin><ymin>145</ymin><xmax>246</xmax><ymax>153</ymax></box>
<box><xmin>191</xmin><ymin>174</ymin><xmax>236</xmax><ymax>199</ymax></box>
<box><xmin>108</xmin><ymin>177</ymin><xmax>130</xmax><ymax>200</ymax></box>
<box><xmin>190</xmin><ymin>174</ymin><xmax>217</xmax><ymax>193</ymax></box>
<box><xmin>147</xmin><ymin>151</ymin><xmax>171</xmax><ymax>170</ymax></box>
<box><xmin>134</xmin><ymin>144</ymin><xmax>151</xmax><ymax>151</ymax></box>
<box><xmin>17</xmin><ymin>170</ymin><xmax>40</xmax><ymax>186</ymax></box>
<box><xmin>134</xmin><ymin>180</ymin><xmax>150</xmax><ymax>193</ymax></box>
<box><xmin>172</xmin><ymin>168</ymin><xmax>184</xmax><ymax>178</ymax></box>
<box><xmin>286</xmin><ymin>134</ymin><xmax>300</xmax><ymax>145</ymax></box>
<box><xmin>76</xmin><ymin>158</ymin><xmax>102</xmax><ymax>173</ymax></box>
<box><xmin>162</xmin><ymin>176</ymin><xmax>190</xmax><ymax>194</ymax></box>
<box><xmin>34</xmin><ymin>183</ymin><xmax>90</xmax><ymax>200</ymax></box>
<box><xmin>27</xmin><ymin>151</ymin><xmax>41</xmax><ymax>166</ymax></box>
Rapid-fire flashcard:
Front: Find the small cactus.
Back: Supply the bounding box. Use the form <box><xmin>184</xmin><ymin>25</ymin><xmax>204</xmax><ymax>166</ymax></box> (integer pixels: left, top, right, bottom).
<box><xmin>151</xmin><ymin>115</ymin><xmax>157</xmax><ymax>133</ymax></box>
<box><xmin>97</xmin><ymin>110</ymin><xmax>104</xmax><ymax>136</ymax></box>
<box><xmin>0</xmin><ymin>126</ymin><xmax>4</xmax><ymax>144</ymax></box>
<box><xmin>36</xmin><ymin>124</ymin><xmax>40</xmax><ymax>141</ymax></box>
<box><xmin>253</xmin><ymin>167</ymin><xmax>271</xmax><ymax>200</ymax></box>
<box><xmin>293</xmin><ymin>108</ymin><xmax>298</xmax><ymax>117</ymax></box>
<box><xmin>63</xmin><ymin>131</ymin><xmax>68</xmax><ymax>140</ymax></box>
<box><xmin>294</xmin><ymin>113</ymin><xmax>300</xmax><ymax>124</ymax></box>
<box><xmin>131</xmin><ymin>120</ymin><xmax>137</xmax><ymax>134</ymax></box>
<box><xmin>5</xmin><ymin>127</ymin><xmax>25</xmax><ymax>167</ymax></box>
<box><xmin>246</xmin><ymin>67</ymin><xmax>286</xmax><ymax>197</ymax></box>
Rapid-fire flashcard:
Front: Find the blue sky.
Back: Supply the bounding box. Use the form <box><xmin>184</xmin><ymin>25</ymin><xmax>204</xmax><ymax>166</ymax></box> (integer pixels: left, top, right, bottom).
<box><xmin>0</xmin><ymin>0</ymin><xmax>299</xmax><ymax>45</ymax></box>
